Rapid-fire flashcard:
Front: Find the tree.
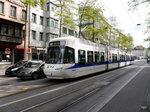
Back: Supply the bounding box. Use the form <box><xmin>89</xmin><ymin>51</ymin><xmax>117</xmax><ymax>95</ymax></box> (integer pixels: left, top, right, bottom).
<box><xmin>22</xmin><ymin>0</ymin><xmax>45</xmax><ymax>60</ymax></box>
<box><xmin>115</xmin><ymin>31</ymin><xmax>134</xmax><ymax>49</ymax></box>
<box><xmin>55</xmin><ymin>0</ymin><xmax>76</xmax><ymax>37</ymax></box>
<box><xmin>78</xmin><ymin>0</ymin><xmax>109</xmax><ymax>42</ymax></box>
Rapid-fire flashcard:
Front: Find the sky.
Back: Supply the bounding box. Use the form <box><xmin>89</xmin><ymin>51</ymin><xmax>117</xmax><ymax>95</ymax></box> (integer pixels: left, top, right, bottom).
<box><xmin>100</xmin><ymin>0</ymin><xmax>150</xmax><ymax>47</ymax></box>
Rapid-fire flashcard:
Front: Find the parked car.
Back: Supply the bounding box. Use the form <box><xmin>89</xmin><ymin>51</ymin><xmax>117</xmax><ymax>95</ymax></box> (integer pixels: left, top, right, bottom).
<box><xmin>17</xmin><ymin>61</ymin><xmax>46</xmax><ymax>80</ymax></box>
<box><xmin>5</xmin><ymin>60</ymin><xmax>28</xmax><ymax>76</ymax></box>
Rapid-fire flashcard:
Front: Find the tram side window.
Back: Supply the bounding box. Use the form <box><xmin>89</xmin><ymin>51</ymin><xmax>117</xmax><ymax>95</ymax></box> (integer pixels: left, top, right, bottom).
<box><xmin>63</xmin><ymin>47</ymin><xmax>75</xmax><ymax>64</ymax></box>
<box><xmin>112</xmin><ymin>54</ymin><xmax>115</xmax><ymax>62</ymax></box>
<box><xmin>78</xmin><ymin>50</ymin><xmax>86</xmax><ymax>65</ymax></box>
<box><xmin>120</xmin><ymin>55</ymin><xmax>123</xmax><ymax>61</ymax></box>
<box><xmin>101</xmin><ymin>52</ymin><xmax>105</xmax><ymax>63</ymax></box>
<box><xmin>123</xmin><ymin>55</ymin><xmax>125</xmax><ymax>61</ymax></box>
<box><xmin>115</xmin><ymin>54</ymin><xmax>118</xmax><ymax>62</ymax></box>
<box><xmin>87</xmin><ymin>51</ymin><xmax>93</xmax><ymax>64</ymax></box>
<box><xmin>95</xmin><ymin>52</ymin><xmax>100</xmax><ymax>63</ymax></box>
<box><xmin>112</xmin><ymin>54</ymin><xmax>117</xmax><ymax>62</ymax></box>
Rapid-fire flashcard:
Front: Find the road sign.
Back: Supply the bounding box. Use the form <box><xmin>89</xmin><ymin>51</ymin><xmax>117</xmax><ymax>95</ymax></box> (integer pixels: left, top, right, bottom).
<box><xmin>5</xmin><ymin>48</ymin><xmax>10</xmax><ymax>54</ymax></box>
<box><xmin>27</xmin><ymin>48</ymin><xmax>31</xmax><ymax>53</ymax></box>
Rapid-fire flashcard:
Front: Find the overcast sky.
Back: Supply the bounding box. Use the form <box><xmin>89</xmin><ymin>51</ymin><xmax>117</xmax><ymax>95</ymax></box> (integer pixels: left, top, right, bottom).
<box><xmin>101</xmin><ymin>0</ymin><xmax>149</xmax><ymax>47</ymax></box>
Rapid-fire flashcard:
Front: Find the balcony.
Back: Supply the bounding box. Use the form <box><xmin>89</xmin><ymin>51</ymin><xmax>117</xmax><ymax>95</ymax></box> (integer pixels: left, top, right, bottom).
<box><xmin>0</xmin><ymin>34</ymin><xmax>22</xmax><ymax>45</ymax></box>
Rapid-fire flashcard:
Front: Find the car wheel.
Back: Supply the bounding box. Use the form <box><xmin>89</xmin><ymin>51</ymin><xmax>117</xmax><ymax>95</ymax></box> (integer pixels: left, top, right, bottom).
<box><xmin>32</xmin><ymin>73</ymin><xmax>39</xmax><ymax>80</ymax></box>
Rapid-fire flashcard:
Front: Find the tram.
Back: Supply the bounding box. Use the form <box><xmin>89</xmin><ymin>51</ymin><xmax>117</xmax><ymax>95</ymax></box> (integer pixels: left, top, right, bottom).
<box><xmin>43</xmin><ymin>36</ymin><xmax>134</xmax><ymax>79</ymax></box>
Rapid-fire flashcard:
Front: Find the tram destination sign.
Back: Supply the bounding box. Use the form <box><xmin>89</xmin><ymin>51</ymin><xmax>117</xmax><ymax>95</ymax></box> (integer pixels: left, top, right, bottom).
<box><xmin>8</xmin><ymin>0</ymin><xmax>25</xmax><ymax>7</ymax></box>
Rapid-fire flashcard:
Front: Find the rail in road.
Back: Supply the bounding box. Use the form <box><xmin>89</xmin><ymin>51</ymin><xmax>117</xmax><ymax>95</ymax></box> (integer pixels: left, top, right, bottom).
<box><xmin>0</xmin><ymin>60</ymin><xmax>148</xmax><ymax>112</ymax></box>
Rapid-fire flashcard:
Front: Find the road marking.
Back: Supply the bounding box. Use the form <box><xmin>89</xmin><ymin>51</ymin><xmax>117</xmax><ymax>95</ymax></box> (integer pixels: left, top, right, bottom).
<box><xmin>87</xmin><ymin>65</ymin><xmax>145</xmax><ymax>112</ymax></box>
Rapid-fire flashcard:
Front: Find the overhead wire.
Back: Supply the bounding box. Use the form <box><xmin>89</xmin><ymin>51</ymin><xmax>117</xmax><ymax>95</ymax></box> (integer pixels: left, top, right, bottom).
<box><xmin>120</xmin><ymin>0</ymin><xmax>142</xmax><ymax>32</ymax></box>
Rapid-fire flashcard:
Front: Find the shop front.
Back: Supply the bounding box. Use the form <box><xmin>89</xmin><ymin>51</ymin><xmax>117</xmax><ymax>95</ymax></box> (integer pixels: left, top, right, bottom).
<box><xmin>0</xmin><ymin>45</ymin><xmax>24</xmax><ymax>64</ymax></box>
<box><xmin>31</xmin><ymin>48</ymin><xmax>46</xmax><ymax>61</ymax></box>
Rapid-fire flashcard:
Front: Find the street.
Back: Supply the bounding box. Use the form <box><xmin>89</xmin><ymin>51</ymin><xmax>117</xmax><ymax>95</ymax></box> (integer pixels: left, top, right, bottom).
<box><xmin>0</xmin><ymin>60</ymin><xmax>150</xmax><ymax>112</ymax></box>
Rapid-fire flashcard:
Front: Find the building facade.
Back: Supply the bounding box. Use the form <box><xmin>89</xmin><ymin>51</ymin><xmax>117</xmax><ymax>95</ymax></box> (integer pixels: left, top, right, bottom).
<box><xmin>131</xmin><ymin>45</ymin><xmax>147</xmax><ymax>59</ymax></box>
<box><xmin>29</xmin><ymin>0</ymin><xmax>77</xmax><ymax>61</ymax></box>
<box><xmin>0</xmin><ymin>0</ymin><xmax>27</xmax><ymax>64</ymax></box>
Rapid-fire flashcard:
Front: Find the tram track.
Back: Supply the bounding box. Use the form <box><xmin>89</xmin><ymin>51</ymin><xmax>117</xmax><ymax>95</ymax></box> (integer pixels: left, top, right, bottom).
<box><xmin>0</xmin><ymin>61</ymin><xmax>145</xmax><ymax>112</ymax></box>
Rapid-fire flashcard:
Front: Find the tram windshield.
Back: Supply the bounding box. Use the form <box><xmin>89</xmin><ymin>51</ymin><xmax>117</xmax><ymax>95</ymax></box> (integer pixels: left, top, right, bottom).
<box><xmin>46</xmin><ymin>47</ymin><xmax>63</xmax><ymax>64</ymax></box>
<box><xmin>46</xmin><ymin>46</ymin><xmax>75</xmax><ymax>64</ymax></box>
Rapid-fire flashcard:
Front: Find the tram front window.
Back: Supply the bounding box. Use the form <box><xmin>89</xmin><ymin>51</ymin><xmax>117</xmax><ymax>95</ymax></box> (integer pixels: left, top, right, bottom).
<box><xmin>46</xmin><ymin>47</ymin><xmax>63</xmax><ymax>64</ymax></box>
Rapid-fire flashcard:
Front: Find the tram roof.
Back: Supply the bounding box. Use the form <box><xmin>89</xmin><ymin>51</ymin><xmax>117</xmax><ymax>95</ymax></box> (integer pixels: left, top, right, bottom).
<box><xmin>50</xmin><ymin>36</ymin><xmax>106</xmax><ymax>48</ymax></box>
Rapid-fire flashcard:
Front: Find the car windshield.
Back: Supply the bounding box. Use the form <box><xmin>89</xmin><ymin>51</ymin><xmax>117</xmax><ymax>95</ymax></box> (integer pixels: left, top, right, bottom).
<box><xmin>25</xmin><ymin>62</ymin><xmax>41</xmax><ymax>68</ymax></box>
<box><xmin>14</xmin><ymin>61</ymin><xmax>27</xmax><ymax>67</ymax></box>
<box><xmin>46</xmin><ymin>47</ymin><xmax>64</xmax><ymax>64</ymax></box>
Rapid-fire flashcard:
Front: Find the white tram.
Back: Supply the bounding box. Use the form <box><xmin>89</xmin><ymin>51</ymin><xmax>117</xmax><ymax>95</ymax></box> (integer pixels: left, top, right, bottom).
<box><xmin>43</xmin><ymin>36</ymin><xmax>134</xmax><ymax>79</ymax></box>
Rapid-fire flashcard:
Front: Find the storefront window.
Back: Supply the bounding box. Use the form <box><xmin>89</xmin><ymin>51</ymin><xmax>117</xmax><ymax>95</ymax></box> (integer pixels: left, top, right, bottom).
<box><xmin>0</xmin><ymin>48</ymin><xmax>12</xmax><ymax>63</ymax></box>
<box><xmin>1</xmin><ymin>23</ymin><xmax>7</xmax><ymax>34</ymax></box>
<box><xmin>8</xmin><ymin>25</ymin><xmax>14</xmax><ymax>36</ymax></box>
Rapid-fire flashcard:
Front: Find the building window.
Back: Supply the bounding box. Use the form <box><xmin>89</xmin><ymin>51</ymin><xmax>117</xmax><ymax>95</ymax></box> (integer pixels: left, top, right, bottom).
<box><xmin>32</xmin><ymin>13</ymin><xmax>36</xmax><ymax>23</ymax></box>
<box><xmin>10</xmin><ymin>6</ymin><xmax>17</xmax><ymax>18</ymax></box>
<box><xmin>22</xmin><ymin>10</ymin><xmax>26</xmax><ymax>21</ymax></box>
<box><xmin>1</xmin><ymin>23</ymin><xmax>7</xmax><ymax>34</ymax></box>
<box><xmin>46</xmin><ymin>33</ymin><xmax>50</xmax><ymax>42</ymax></box>
<box><xmin>8</xmin><ymin>25</ymin><xmax>14</xmax><ymax>36</ymax></box>
<box><xmin>32</xmin><ymin>30</ymin><xmax>36</xmax><ymax>40</ymax></box>
<box><xmin>51</xmin><ymin>19</ymin><xmax>54</xmax><ymax>27</ymax></box>
<box><xmin>51</xmin><ymin>4</ymin><xmax>55</xmax><ymax>12</ymax></box>
<box><xmin>55</xmin><ymin>21</ymin><xmax>58</xmax><ymax>28</ymax></box>
<box><xmin>69</xmin><ymin>29</ymin><xmax>74</xmax><ymax>36</ymax></box>
<box><xmin>40</xmin><ymin>16</ymin><xmax>44</xmax><ymax>25</ymax></box>
<box><xmin>0</xmin><ymin>2</ymin><xmax>4</xmax><ymax>14</ymax></box>
<box><xmin>47</xmin><ymin>3</ymin><xmax>50</xmax><ymax>11</ymax></box>
<box><xmin>46</xmin><ymin>18</ymin><xmax>50</xmax><ymax>26</ymax></box>
<box><xmin>15</xmin><ymin>26</ymin><xmax>21</xmax><ymax>37</ymax></box>
<box><xmin>40</xmin><ymin>32</ymin><xmax>43</xmax><ymax>41</ymax></box>
<box><xmin>50</xmin><ymin>19</ymin><xmax>58</xmax><ymax>28</ymax></box>
<box><xmin>63</xmin><ymin>27</ymin><xmax>67</xmax><ymax>34</ymax></box>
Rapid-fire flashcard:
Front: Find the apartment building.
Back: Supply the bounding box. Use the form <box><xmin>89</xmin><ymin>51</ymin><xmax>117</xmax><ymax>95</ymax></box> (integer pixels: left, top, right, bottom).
<box><xmin>30</xmin><ymin>0</ymin><xmax>77</xmax><ymax>60</ymax></box>
<box><xmin>0</xmin><ymin>0</ymin><xmax>27</xmax><ymax>64</ymax></box>
<box><xmin>131</xmin><ymin>45</ymin><xmax>147</xmax><ymax>59</ymax></box>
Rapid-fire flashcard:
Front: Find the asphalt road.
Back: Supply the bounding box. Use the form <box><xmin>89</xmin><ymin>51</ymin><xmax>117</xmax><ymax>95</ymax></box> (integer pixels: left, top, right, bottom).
<box><xmin>0</xmin><ymin>60</ymin><xmax>149</xmax><ymax>112</ymax></box>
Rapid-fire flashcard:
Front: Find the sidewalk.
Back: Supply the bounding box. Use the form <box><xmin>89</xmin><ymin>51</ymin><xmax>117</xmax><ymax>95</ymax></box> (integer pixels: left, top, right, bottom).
<box><xmin>0</xmin><ymin>64</ymin><xmax>12</xmax><ymax>76</ymax></box>
<box><xmin>0</xmin><ymin>69</ymin><xmax>5</xmax><ymax>76</ymax></box>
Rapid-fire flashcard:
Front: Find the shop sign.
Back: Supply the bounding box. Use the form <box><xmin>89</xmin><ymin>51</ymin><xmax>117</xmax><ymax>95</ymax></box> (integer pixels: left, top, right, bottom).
<box><xmin>8</xmin><ymin>0</ymin><xmax>25</xmax><ymax>7</ymax></box>
<box><xmin>5</xmin><ymin>48</ymin><xmax>11</xmax><ymax>54</ymax></box>
<box><xmin>27</xmin><ymin>48</ymin><xmax>31</xmax><ymax>53</ymax></box>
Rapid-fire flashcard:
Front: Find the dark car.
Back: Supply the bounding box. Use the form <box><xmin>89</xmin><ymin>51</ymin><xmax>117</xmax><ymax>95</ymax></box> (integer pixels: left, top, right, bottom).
<box><xmin>17</xmin><ymin>61</ymin><xmax>46</xmax><ymax>80</ymax></box>
<box><xmin>5</xmin><ymin>60</ymin><xmax>28</xmax><ymax>76</ymax></box>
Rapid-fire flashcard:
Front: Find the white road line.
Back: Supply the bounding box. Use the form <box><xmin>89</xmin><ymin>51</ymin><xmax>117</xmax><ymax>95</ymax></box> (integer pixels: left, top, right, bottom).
<box><xmin>88</xmin><ymin>65</ymin><xmax>145</xmax><ymax>112</ymax></box>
